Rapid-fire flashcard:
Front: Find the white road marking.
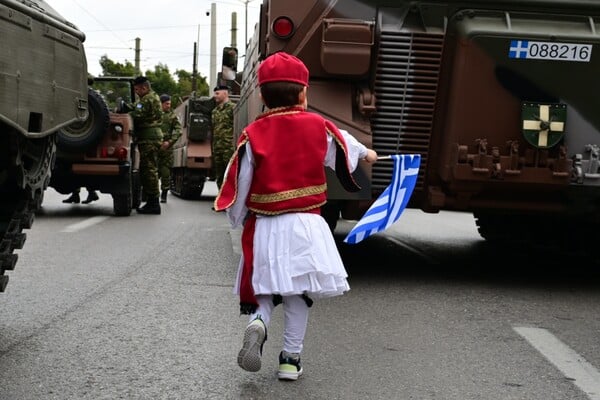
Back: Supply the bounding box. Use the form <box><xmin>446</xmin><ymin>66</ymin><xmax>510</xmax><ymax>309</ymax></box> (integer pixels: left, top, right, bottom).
<box><xmin>230</xmin><ymin>228</ymin><xmax>242</xmax><ymax>256</ymax></box>
<box><xmin>61</xmin><ymin>216</ymin><xmax>110</xmax><ymax>233</ymax></box>
<box><xmin>514</xmin><ymin>326</ymin><xmax>600</xmax><ymax>400</ymax></box>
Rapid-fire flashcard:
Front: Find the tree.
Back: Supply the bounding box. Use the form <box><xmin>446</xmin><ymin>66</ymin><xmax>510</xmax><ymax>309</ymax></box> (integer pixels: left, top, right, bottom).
<box><xmin>93</xmin><ymin>55</ymin><xmax>210</xmax><ymax>108</ymax></box>
<box><xmin>99</xmin><ymin>55</ymin><xmax>137</xmax><ymax>76</ymax></box>
<box><xmin>145</xmin><ymin>63</ymin><xmax>178</xmax><ymax>103</ymax></box>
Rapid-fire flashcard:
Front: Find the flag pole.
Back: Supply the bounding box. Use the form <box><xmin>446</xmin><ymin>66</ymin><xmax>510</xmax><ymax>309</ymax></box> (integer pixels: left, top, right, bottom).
<box><xmin>377</xmin><ymin>155</ymin><xmax>392</xmax><ymax>160</ymax></box>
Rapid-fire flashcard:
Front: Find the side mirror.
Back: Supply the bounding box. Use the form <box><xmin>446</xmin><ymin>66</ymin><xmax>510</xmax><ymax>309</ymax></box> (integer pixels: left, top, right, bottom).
<box><xmin>221</xmin><ymin>47</ymin><xmax>238</xmax><ymax>81</ymax></box>
<box><xmin>115</xmin><ymin>97</ymin><xmax>131</xmax><ymax>113</ymax></box>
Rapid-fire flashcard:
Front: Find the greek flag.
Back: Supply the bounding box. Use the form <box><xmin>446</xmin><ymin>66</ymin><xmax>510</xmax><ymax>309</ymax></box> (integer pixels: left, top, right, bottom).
<box><xmin>344</xmin><ymin>154</ymin><xmax>420</xmax><ymax>244</ymax></box>
<box><xmin>509</xmin><ymin>40</ymin><xmax>529</xmax><ymax>59</ymax></box>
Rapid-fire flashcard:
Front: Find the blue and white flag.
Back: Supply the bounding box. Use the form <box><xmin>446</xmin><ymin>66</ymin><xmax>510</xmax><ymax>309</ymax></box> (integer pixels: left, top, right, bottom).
<box><xmin>344</xmin><ymin>154</ymin><xmax>420</xmax><ymax>244</ymax></box>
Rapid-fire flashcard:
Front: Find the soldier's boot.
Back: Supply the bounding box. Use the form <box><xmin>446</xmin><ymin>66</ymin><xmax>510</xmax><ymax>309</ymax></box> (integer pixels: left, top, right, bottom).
<box><xmin>82</xmin><ymin>191</ymin><xmax>99</xmax><ymax>204</ymax></box>
<box><xmin>160</xmin><ymin>190</ymin><xmax>168</xmax><ymax>203</ymax></box>
<box><xmin>137</xmin><ymin>197</ymin><xmax>161</xmax><ymax>215</ymax></box>
<box><xmin>62</xmin><ymin>193</ymin><xmax>80</xmax><ymax>204</ymax></box>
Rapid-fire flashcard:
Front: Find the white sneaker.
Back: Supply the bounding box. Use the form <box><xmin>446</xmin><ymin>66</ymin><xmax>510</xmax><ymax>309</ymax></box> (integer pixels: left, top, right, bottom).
<box><xmin>278</xmin><ymin>351</ymin><xmax>303</xmax><ymax>380</ymax></box>
<box><xmin>237</xmin><ymin>317</ymin><xmax>267</xmax><ymax>372</ymax></box>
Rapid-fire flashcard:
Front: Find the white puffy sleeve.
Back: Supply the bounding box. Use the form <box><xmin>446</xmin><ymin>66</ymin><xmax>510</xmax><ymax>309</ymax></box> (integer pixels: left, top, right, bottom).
<box><xmin>324</xmin><ymin>129</ymin><xmax>368</xmax><ymax>172</ymax></box>
<box><xmin>226</xmin><ymin>143</ymin><xmax>253</xmax><ymax>228</ymax></box>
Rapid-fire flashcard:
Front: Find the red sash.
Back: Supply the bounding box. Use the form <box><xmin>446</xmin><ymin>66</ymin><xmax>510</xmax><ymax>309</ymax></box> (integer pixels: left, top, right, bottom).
<box><xmin>239</xmin><ymin>213</ymin><xmax>258</xmax><ymax>314</ymax></box>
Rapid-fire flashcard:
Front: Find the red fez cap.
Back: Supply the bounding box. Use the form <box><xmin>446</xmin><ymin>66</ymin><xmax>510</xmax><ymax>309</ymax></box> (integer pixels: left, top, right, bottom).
<box><xmin>257</xmin><ymin>52</ymin><xmax>309</xmax><ymax>87</ymax></box>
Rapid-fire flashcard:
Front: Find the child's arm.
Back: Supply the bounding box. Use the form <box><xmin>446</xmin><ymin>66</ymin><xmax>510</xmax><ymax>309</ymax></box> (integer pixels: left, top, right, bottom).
<box><xmin>333</xmin><ymin>129</ymin><xmax>377</xmax><ymax>171</ymax></box>
<box><xmin>363</xmin><ymin>148</ymin><xmax>378</xmax><ymax>163</ymax></box>
<box><xmin>226</xmin><ymin>144</ymin><xmax>252</xmax><ymax>227</ymax></box>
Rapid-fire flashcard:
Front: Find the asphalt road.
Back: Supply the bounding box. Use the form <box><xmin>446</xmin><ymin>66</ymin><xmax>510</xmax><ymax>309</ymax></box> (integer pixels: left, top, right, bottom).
<box><xmin>1</xmin><ymin>184</ymin><xmax>599</xmax><ymax>400</ymax></box>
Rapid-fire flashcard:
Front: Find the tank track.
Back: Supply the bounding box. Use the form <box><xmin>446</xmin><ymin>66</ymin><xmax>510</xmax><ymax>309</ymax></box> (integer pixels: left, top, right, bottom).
<box><xmin>0</xmin><ymin>132</ymin><xmax>56</xmax><ymax>292</ymax></box>
<box><xmin>0</xmin><ymin>195</ymin><xmax>36</xmax><ymax>292</ymax></box>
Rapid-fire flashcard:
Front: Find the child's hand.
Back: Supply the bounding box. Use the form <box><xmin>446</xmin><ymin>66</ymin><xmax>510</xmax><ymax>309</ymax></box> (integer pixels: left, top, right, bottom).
<box><xmin>363</xmin><ymin>149</ymin><xmax>378</xmax><ymax>163</ymax></box>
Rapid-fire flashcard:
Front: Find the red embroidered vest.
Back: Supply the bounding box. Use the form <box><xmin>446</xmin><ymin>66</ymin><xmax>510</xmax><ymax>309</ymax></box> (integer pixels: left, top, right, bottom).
<box><xmin>245</xmin><ymin>110</ymin><xmax>328</xmax><ymax>214</ymax></box>
<box><xmin>214</xmin><ymin>107</ymin><xmax>361</xmax><ymax>212</ymax></box>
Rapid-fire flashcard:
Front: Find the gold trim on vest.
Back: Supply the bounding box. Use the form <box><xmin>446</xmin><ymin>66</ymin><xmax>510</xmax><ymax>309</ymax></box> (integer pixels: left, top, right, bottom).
<box><xmin>249</xmin><ymin>201</ymin><xmax>326</xmax><ymax>216</ymax></box>
<box><xmin>250</xmin><ymin>183</ymin><xmax>327</xmax><ymax>203</ymax></box>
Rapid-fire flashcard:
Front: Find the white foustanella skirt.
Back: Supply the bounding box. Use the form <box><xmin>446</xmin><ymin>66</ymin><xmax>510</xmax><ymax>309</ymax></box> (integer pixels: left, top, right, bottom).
<box><xmin>233</xmin><ymin>212</ymin><xmax>350</xmax><ymax>299</ymax></box>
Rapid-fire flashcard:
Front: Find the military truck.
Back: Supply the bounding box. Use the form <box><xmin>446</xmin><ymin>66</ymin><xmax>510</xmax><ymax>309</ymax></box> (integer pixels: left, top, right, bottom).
<box><xmin>50</xmin><ymin>76</ymin><xmax>142</xmax><ymax>216</ymax></box>
<box><xmin>0</xmin><ymin>0</ymin><xmax>89</xmax><ymax>292</ymax></box>
<box><xmin>232</xmin><ymin>0</ymin><xmax>600</xmax><ymax>250</ymax></box>
<box><xmin>170</xmin><ymin>93</ymin><xmax>216</xmax><ymax>199</ymax></box>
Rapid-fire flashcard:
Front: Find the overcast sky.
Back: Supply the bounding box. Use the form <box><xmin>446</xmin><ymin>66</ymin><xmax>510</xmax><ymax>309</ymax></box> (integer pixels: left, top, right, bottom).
<box><xmin>48</xmin><ymin>0</ymin><xmax>261</xmax><ymax>80</ymax></box>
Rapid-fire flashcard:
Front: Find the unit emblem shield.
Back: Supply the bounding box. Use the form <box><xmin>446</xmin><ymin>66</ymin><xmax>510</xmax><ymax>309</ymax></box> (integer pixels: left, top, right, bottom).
<box><xmin>521</xmin><ymin>103</ymin><xmax>566</xmax><ymax>148</ymax></box>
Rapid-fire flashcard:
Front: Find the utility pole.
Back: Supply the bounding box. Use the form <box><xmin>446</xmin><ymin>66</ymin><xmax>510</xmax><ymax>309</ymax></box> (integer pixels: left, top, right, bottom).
<box><xmin>192</xmin><ymin>42</ymin><xmax>198</xmax><ymax>92</ymax></box>
<box><xmin>210</xmin><ymin>2</ymin><xmax>217</xmax><ymax>94</ymax></box>
<box><xmin>231</xmin><ymin>12</ymin><xmax>237</xmax><ymax>49</ymax></box>
<box><xmin>240</xmin><ymin>0</ymin><xmax>254</xmax><ymax>51</ymax></box>
<box><xmin>230</xmin><ymin>13</ymin><xmax>240</xmax><ymax>93</ymax></box>
<box><xmin>135</xmin><ymin>37</ymin><xmax>141</xmax><ymax>74</ymax></box>
<box><xmin>192</xmin><ymin>24</ymin><xmax>200</xmax><ymax>92</ymax></box>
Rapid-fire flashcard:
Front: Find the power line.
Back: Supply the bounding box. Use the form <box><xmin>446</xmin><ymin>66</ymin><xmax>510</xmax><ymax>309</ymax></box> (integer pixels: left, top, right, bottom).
<box><xmin>64</xmin><ymin>0</ymin><xmax>130</xmax><ymax>48</ymax></box>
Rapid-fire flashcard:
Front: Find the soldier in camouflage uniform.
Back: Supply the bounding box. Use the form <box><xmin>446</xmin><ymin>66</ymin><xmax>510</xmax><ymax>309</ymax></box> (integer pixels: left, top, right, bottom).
<box><xmin>130</xmin><ymin>76</ymin><xmax>163</xmax><ymax>214</ymax></box>
<box><xmin>157</xmin><ymin>94</ymin><xmax>182</xmax><ymax>203</ymax></box>
<box><xmin>211</xmin><ymin>85</ymin><xmax>235</xmax><ymax>190</ymax></box>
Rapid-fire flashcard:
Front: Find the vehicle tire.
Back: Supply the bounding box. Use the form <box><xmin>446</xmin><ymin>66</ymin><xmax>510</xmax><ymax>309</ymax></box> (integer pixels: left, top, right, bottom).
<box><xmin>179</xmin><ymin>170</ymin><xmax>194</xmax><ymax>199</ymax></box>
<box><xmin>113</xmin><ymin>172</ymin><xmax>132</xmax><ymax>217</ymax></box>
<box><xmin>113</xmin><ymin>193</ymin><xmax>132</xmax><ymax>216</ymax></box>
<box><xmin>131</xmin><ymin>171</ymin><xmax>142</xmax><ymax>210</ymax></box>
<box><xmin>184</xmin><ymin>170</ymin><xmax>207</xmax><ymax>199</ymax></box>
<box><xmin>170</xmin><ymin>168</ymin><xmax>183</xmax><ymax>198</ymax></box>
<box><xmin>57</xmin><ymin>88</ymin><xmax>110</xmax><ymax>153</ymax></box>
<box><xmin>321</xmin><ymin>200</ymin><xmax>341</xmax><ymax>233</ymax></box>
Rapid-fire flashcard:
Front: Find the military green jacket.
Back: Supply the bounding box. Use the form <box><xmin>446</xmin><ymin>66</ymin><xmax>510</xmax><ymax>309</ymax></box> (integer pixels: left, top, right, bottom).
<box><xmin>161</xmin><ymin>110</ymin><xmax>182</xmax><ymax>147</ymax></box>
<box><xmin>211</xmin><ymin>101</ymin><xmax>235</xmax><ymax>149</ymax></box>
<box><xmin>131</xmin><ymin>90</ymin><xmax>163</xmax><ymax>141</ymax></box>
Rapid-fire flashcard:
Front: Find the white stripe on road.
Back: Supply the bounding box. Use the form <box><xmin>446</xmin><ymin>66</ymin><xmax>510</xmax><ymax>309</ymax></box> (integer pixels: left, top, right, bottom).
<box><xmin>514</xmin><ymin>326</ymin><xmax>600</xmax><ymax>400</ymax></box>
<box><xmin>230</xmin><ymin>228</ymin><xmax>242</xmax><ymax>256</ymax></box>
<box><xmin>61</xmin><ymin>216</ymin><xmax>109</xmax><ymax>233</ymax></box>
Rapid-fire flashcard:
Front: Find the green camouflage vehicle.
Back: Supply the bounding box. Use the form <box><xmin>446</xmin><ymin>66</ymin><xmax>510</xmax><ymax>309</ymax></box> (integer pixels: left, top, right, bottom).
<box><xmin>233</xmin><ymin>0</ymin><xmax>600</xmax><ymax>250</ymax></box>
<box><xmin>50</xmin><ymin>76</ymin><xmax>142</xmax><ymax>216</ymax></box>
<box><xmin>171</xmin><ymin>93</ymin><xmax>216</xmax><ymax>199</ymax></box>
<box><xmin>0</xmin><ymin>0</ymin><xmax>88</xmax><ymax>291</ymax></box>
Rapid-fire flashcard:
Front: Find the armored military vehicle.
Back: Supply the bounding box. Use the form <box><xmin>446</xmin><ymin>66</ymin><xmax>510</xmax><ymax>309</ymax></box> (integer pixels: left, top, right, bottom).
<box><xmin>0</xmin><ymin>0</ymin><xmax>89</xmax><ymax>292</ymax></box>
<box><xmin>233</xmin><ymin>0</ymin><xmax>600</xmax><ymax>250</ymax></box>
<box><xmin>50</xmin><ymin>76</ymin><xmax>142</xmax><ymax>216</ymax></box>
<box><xmin>170</xmin><ymin>94</ymin><xmax>216</xmax><ymax>199</ymax></box>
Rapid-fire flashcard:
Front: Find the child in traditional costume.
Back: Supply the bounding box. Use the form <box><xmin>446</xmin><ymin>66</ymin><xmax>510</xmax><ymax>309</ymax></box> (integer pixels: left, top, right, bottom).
<box><xmin>214</xmin><ymin>51</ymin><xmax>378</xmax><ymax>380</ymax></box>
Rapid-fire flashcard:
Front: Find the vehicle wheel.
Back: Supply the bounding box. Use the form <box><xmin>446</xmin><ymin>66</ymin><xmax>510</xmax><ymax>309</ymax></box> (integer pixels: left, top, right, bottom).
<box><xmin>57</xmin><ymin>87</ymin><xmax>110</xmax><ymax>153</ymax></box>
<box><xmin>131</xmin><ymin>171</ymin><xmax>142</xmax><ymax>210</ymax></box>
<box><xmin>170</xmin><ymin>168</ymin><xmax>183</xmax><ymax>197</ymax></box>
<box><xmin>113</xmin><ymin>193</ymin><xmax>132</xmax><ymax>216</ymax></box>
<box><xmin>321</xmin><ymin>200</ymin><xmax>341</xmax><ymax>233</ymax></box>
<box><xmin>179</xmin><ymin>170</ymin><xmax>194</xmax><ymax>199</ymax></box>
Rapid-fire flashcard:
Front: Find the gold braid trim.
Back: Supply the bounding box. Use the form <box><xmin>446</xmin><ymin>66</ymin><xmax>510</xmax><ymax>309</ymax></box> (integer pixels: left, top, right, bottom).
<box><xmin>250</xmin><ymin>183</ymin><xmax>327</xmax><ymax>203</ymax></box>
<box><xmin>215</xmin><ymin>132</ymin><xmax>249</xmax><ymax>209</ymax></box>
<box><xmin>250</xmin><ymin>201</ymin><xmax>327</xmax><ymax>216</ymax></box>
<box><xmin>258</xmin><ymin>106</ymin><xmax>305</xmax><ymax>120</ymax></box>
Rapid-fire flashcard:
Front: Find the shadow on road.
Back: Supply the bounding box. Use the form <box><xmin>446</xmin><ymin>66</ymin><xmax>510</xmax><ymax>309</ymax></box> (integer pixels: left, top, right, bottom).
<box><xmin>334</xmin><ymin>227</ymin><xmax>600</xmax><ymax>292</ymax></box>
